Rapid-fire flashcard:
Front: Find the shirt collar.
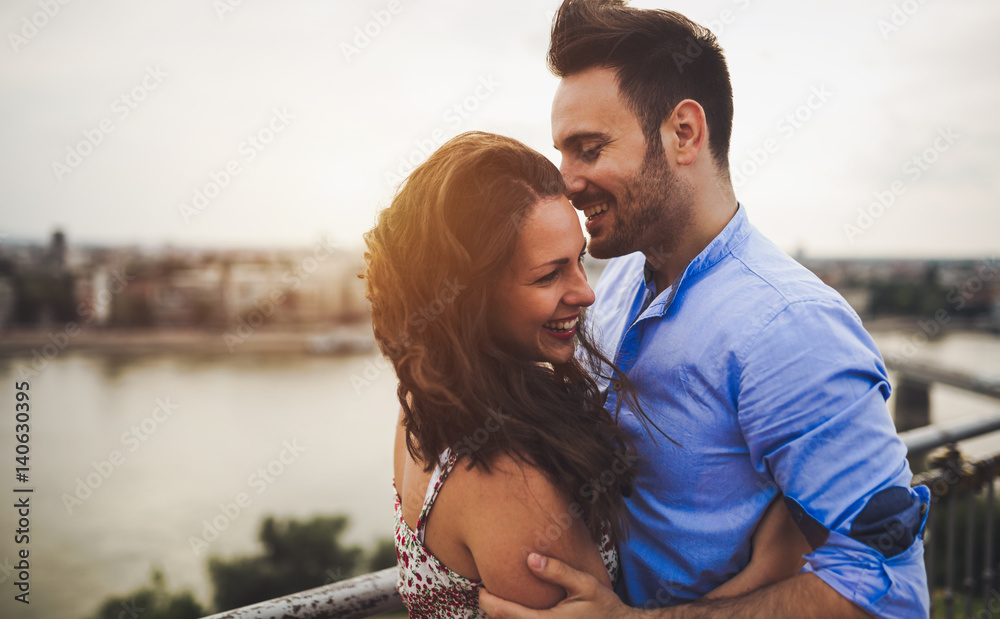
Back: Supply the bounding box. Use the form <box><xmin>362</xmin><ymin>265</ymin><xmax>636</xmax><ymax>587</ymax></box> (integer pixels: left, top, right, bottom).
<box><xmin>638</xmin><ymin>203</ymin><xmax>751</xmax><ymax>313</ymax></box>
<box><xmin>643</xmin><ymin>203</ymin><xmax>750</xmax><ymax>281</ymax></box>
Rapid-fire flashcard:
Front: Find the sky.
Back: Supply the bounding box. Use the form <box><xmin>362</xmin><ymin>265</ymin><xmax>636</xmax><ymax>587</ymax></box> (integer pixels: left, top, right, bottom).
<box><xmin>0</xmin><ymin>0</ymin><xmax>997</xmax><ymax>258</ymax></box>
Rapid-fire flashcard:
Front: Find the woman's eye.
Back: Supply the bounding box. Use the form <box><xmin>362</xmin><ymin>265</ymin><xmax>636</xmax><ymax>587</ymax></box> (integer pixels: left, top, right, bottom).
<box><xmin>536</xmin><ymin>270</ymin><xmax>560</xmax><ymax>285</ymax></box>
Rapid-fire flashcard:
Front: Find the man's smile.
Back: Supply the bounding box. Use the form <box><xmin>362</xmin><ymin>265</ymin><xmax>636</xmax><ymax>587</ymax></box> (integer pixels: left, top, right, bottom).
<box><xmin>582</xmin><ymin>202</ymin><xmax>609</xmax><ymax>219</ymax></box>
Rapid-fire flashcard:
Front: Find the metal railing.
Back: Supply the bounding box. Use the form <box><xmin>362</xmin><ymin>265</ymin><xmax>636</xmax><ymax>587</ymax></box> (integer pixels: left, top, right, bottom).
<box><xmin>200</xmin><ymin>567</ymin><xmax>402</xmax><ymax>619</ymax></box>
<box><xmin>915</xmin><ymin>446</ymin><xmax>1000</xmax><ymax>618</ymax></box>
<box><xmin>202</xmin><ymin>361</ymin><xmax>1000</xmax><ymax>619</ymax></box>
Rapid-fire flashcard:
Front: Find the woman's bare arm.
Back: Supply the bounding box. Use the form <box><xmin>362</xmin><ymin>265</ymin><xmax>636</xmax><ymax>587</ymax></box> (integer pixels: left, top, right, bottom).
<box><xmin>446</xmin><ymin>455</ymin><xmax>613</xmax><ymax>609</ymax></box>
<box><xmin>704</xmin><ymin>496</ymin><xmax>810</xmax><ymax>599</ymax></box>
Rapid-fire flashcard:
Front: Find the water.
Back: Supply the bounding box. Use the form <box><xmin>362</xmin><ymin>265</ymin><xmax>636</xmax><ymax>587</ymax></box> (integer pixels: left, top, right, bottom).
<box><xmin>871</xmin><ymin>330</ymin><xmax>1000</xmax><ymax>459</ymax></box>
<box><xmin>0</xmin><ymin>330</ymin><xmax>997</xmax><ymax>618</ymax></box>
<box><xmin>0</xmin><ymin>350</ymin><xmax>400</xmax><ymax>619</ymax></box>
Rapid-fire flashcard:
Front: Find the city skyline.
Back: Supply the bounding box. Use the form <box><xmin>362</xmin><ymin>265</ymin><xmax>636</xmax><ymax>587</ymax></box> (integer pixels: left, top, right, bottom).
<box><xmin>1</xmin><ymin>0</ymin><xmax>997</xmax><ymax>258</ymax></box>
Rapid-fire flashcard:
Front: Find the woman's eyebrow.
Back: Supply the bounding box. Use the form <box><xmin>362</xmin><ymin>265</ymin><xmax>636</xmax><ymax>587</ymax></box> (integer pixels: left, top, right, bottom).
<box><xmin>531</xmin><ymin>257</ymin><xmax>570</xmax><ymax>271</ymax></box>
<box><xmin>530</xmin><ymin>241</ymin><xmax>587</xmax><ymax>271</ymax></box>
<box><xmin>531</xmin><ymin>239</ymin><xmax>589</xmax><ymax>270</ymax></box>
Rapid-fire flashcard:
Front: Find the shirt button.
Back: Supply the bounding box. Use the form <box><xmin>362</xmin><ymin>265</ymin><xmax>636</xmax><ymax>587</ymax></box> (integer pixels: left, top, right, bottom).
<box><xmin>611</xmin><ymin>379</ymin><xmax>622</xmax><ymax>391</ymax></box>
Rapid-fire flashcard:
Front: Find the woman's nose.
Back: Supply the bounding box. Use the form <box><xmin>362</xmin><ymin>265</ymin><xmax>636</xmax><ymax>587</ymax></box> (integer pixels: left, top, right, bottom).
<box><xmin>565</xmin><ymin>270</ymin><xmax>596</xmax><ymax>308</ymax></box>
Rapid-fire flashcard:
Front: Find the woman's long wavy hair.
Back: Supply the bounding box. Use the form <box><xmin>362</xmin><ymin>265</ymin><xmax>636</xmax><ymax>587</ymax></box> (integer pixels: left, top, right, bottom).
<box><xmin>363</xmin><ymin>131</ymin><xmax>645</xmax><ymax>544</ymax></box>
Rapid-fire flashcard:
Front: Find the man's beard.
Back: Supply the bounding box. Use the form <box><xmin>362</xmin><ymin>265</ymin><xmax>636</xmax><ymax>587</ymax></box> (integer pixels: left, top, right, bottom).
<box><xmin>587</xmin><ymin>151</ymin><xmax>694</xmax><ymax>262</ymax></box>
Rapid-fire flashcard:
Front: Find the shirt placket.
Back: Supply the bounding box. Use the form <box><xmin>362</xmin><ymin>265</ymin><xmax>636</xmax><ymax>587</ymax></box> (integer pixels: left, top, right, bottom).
<box><xmin>607</xmin><ymin>278</ymin><xmax>656</xmax><ymax>404</ymax></box>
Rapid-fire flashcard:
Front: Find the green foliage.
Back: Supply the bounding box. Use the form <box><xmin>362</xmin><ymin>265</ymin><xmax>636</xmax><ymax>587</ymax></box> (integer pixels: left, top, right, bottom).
<box><xmin>367</xmin><ymin>537</ymin><xmax>398</xmax><ymax>572</ymax></box>
<box><xmin>930</xmin><ymin>589</ymin><xmax>995</xmax><ymax>617</ymax></box>
<box><xmin>12</xmin><ymin>272</ymin><xmax>76</xmax><ymax>325</ymax></box>
<box><xmin>868</xmin><ymin>280</ymin><xmax>949</xmax><ymax>317</ymax></box>
<box><xmin>207</xmin><ymin>515</ymin><xmax>365</xmax><ymax>611</ymax></box>
<box><xmin>110</xmin><ymin>290</ymin><xmax>153</xmax><ymax>327</ymax></box>
<box><xmin>925</xmin><ymin>493</ymin><xmax>1000</xmax><ymax>595</ymax></box>
<box><xmin>89</xmin><ymin>514</ymin><xmax>396</xmax><ymax>617</ymax></box>
<box><xmin>87</xmin><ymin>569</ymin><xmax>204</xmax><ymax>619</ymax></box>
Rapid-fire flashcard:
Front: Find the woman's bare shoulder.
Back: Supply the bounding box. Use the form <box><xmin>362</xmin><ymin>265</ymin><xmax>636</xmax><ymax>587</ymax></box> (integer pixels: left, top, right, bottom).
<box><xmin>449</xmin><ymin>452</ymin><xmax>567</xmax><ymax>510</ymax></box>
<box><xmin>443</xmin><ymin>452</ymin><xmax>610</xmax><ymax>609</ymax></box>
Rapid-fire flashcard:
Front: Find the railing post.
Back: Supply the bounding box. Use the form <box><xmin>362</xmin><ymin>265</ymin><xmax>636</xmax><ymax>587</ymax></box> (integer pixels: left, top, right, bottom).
<box><xmin>964</xmin><ymin>491</ymin><xmax>976</xmax><ymax>618</ymax></box>
<box><xmin>896</xmin><ymin>377</ymin><xmax>932</xmax><ymax>433</ymax></box>
<box><xmin>984</xmin><ymin>477</ymin><xmax>996</xmax><ymax>612</ymax></box>
<box><xmin>926</xmin><ymin>445</ymin><xmax>966</xmax><ymax>619</ymax></box>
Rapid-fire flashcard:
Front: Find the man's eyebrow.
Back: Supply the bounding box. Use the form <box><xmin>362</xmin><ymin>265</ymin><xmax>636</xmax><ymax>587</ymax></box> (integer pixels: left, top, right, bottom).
<box><xmin>554</xmin><ymin>131</ymin><xmax>608</xmax><ymax>152</ymax></box>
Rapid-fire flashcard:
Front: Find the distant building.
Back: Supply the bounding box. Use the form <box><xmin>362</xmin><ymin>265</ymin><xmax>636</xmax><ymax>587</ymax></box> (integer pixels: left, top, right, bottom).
<box><xmin>225</xmin><ymin>260</ymin><xmax>294</xmax><ymax>324</ymax></box>
<box><xmin>151</xmin><ymin>264</ymin><xmax>226</xmax><ymax>327</ymax></box>
<box><xmin>222</xmin><ymin>251</ymin><xmax>366</xmax><ymax>326</ymax></box>
<box><xmin>45</xmin><ymin>230</ymin><xmax>67</xmax><ymax>270</ymax></box>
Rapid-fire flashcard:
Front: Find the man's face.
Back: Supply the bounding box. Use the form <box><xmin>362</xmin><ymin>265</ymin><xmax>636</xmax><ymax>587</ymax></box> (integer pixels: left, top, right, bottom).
<box><xmin>551</xmin><ymin>66</ymin><xmax>692</xmax><ymax>261</ymax></box>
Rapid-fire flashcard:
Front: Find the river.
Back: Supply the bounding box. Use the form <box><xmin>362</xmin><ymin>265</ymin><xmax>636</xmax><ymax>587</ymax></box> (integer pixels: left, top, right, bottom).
<box><xmin>0</xmin><ymin>350</ymin><xmax>400</xmax><ymax>619</ymax></box>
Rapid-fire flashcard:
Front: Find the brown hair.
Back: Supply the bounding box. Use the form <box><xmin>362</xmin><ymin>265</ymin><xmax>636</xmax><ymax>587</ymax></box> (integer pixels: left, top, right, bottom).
<box><xmin>549</xmin><ymin>0</ymin><xmax>734</xmax><ymax>172</ymax></box>
<box><xmin>363</xmin><ymin>131</ymin><xmax>645</xmax><ymax>543</ymax></box>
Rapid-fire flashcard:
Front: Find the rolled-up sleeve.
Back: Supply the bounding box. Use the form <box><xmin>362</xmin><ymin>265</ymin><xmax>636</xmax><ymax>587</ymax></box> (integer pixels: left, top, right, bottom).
<box><xmin>736</xmin><ymin>299</ymin><xmax>930</xmax><ymax>617</ymax></box>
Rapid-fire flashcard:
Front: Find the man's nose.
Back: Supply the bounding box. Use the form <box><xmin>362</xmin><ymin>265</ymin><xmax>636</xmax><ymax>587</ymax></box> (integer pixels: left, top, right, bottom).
<box><xmin>560</xmin><ymin>159</ymin><xmax>587</xmax><ymax>200</ymax></box>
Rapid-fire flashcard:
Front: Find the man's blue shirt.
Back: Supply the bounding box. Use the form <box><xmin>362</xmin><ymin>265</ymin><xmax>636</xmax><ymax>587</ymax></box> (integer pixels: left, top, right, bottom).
<box><xmin>590</xmin><ymin>204</ymin><xmax>930</xmax><ymax>617</ymax></box>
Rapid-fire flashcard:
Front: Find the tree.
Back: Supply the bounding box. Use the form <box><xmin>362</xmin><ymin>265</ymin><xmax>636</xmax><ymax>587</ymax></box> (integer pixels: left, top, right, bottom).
<box><xmin>88</xmin><ymin>513</ymin><xmax>396</xmax><ymax>617</ymax></box>
<box><xmin>208</xmin><ymin>515</ymin><xmax>364</xmax><ymax>611</ymax></box>
<box><xmin>88</xmin><ymin>569</ymin><xmax>203</xmax><ymax>619</ymax></box>
<box><xmin>367</xmin><ymin>537</ymin><xmax>398</xmax><ymax>572</ymax></box>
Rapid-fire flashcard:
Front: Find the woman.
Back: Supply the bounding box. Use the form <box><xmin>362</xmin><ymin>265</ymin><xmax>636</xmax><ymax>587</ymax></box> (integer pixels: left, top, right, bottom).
<box><xmin>363</xmin><ymin>132</ymin><xmax>806</xmax><ymax>617</ymax></box>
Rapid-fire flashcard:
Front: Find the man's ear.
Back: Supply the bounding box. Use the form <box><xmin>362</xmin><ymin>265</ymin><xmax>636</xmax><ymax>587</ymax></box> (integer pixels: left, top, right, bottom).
<box><xmin>659</xmin><ymin>99</ymin><xmax>708</xmax><ymax>167</ymax></box>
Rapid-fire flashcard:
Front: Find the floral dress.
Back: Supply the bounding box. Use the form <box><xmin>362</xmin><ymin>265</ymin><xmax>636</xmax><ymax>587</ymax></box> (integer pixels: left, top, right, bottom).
<box><xmin>393</xmin><ymin>449</ymin><xmax>619</xmax><ymax>618</ymax></box>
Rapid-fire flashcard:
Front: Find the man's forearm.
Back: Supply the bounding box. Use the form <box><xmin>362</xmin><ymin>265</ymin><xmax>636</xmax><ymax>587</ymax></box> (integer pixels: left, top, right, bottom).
<box><xmin>623</xmin><ymin>573</ymin><xmax>869</xmax><ymax>619</ymax></box>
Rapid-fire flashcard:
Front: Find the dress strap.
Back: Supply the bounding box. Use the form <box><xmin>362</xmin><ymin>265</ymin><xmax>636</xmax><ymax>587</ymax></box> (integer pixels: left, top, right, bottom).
<box><xmin>415</xmin><ymin>448</ymin><xmax>458</xmax><ymax>543</ymax></box>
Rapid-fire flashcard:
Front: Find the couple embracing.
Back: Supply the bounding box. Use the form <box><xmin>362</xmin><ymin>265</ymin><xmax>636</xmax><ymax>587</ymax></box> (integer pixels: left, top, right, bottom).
<box><xmin>363</xmin><ymin>1</ymin><xmax>930</xmax><ymax>617</ymax></box>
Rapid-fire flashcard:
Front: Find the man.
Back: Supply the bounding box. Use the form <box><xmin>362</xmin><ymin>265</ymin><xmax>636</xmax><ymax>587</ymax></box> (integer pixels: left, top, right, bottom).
<box><xmin>479</xmin><ymin>1</ymin><xmax>930</xmax><ymax>617</ymax></box>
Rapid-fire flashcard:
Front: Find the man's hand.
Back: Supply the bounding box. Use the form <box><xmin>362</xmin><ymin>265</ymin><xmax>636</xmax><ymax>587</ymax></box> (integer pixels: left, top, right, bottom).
<box><xmin>479</xmin><ymin>553</ymin><xmax>872</xmax><ymax>619</ymax></box>
<box><xmin>478</xmin><ymin>553</ymin><xmax>637</xmax><ymax>619</ymax></box>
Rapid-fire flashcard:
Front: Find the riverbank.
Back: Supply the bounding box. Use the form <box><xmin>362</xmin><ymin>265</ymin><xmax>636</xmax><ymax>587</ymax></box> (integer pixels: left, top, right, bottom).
<box><xmin>0</xmin><ymin>324</ymin><xmax>376</xmax><ymax>357</ymax></box>
<box><xmin>2</xmin><ymin>318</ymin><xmax>995</xmax><ymax>358</ymax></box>
<box><xmin>862</xmin><ymin>315</ymin><xmax>999</xmax><ymax>334</ymax></box>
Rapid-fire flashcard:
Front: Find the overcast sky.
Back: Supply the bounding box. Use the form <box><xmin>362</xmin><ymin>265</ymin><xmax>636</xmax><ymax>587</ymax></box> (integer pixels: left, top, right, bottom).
<box><xmin>1</xmin><ymin>0</ymin><xmax>997</xmax><ymax>258</ymax></box>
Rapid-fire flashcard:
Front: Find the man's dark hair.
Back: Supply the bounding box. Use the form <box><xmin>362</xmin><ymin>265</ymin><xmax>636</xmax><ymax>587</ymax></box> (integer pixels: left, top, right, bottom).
<box><xmin>548</xmin><ymin>0</ymin><xmax>734</xmax><ymax>173</ymax></box>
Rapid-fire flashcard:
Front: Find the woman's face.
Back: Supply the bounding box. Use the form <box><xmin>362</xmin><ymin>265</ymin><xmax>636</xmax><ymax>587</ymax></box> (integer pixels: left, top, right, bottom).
<box><xmin>492</xmin><ymin>195</ymin><xmax>596</xmax><ymax>364</ymax></box>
